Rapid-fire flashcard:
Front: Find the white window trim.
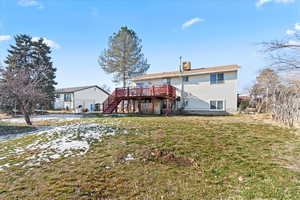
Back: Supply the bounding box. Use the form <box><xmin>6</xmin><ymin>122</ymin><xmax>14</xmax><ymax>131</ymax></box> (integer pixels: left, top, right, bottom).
<box><xmin>209</xmin><ymin>99</ymin><xmax>226</xmax><ymax>111</ymax></box>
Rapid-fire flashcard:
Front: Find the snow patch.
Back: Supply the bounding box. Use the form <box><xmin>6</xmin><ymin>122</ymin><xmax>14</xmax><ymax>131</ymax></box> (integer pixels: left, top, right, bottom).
<box><xmin>124</xmin><ymin>154</ymin><xmax>134</xmax><ymax>161</ymax></box>
<box><xmin>0</xmin><ymin>120</ymin><xmax>123</xmax><ymax>170</ymax></box>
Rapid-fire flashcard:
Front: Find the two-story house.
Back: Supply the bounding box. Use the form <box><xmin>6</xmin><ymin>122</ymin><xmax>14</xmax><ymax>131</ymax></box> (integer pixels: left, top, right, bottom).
<box><xmin>129</xmin><ymin>64</ymin><xmax>240</xmax><ymax>114</ymax></box>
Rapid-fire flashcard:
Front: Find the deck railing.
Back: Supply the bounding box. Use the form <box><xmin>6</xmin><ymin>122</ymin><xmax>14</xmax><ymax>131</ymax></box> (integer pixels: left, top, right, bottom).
<box><xmin>114</xmin><ymin>85</ymin><xmax>176</xmax><ymax>98</ymax></box>
<box><xmin>102</xmin><ymin>85</ymin><xmax>177</xmax><ymax>113</ymax></box>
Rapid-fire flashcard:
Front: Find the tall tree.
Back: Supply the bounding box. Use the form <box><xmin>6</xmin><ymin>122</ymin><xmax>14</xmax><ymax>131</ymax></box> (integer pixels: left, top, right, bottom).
<box><xmin>250</xmin><ymin>68</ymin><xmax>280</xmax><ymax>113</ymax></box>
<box><xmin>0</xmin><ymin>34</ymin><xmax>57</xmax><ymax>125</ymax></box>
<box><xmin>99</xmin><ymin>27</ymin><xmax>150</xmax><ymax>87</ymax></box>
<box><xmin>258</xmin><ymin>32</ymin><xmax>300</xmax><ymax>127</ymax></box>
<box><xmin>31</xmin><ymin>38</ymin><xmax>57</xmax><ymax>108</ymax></box>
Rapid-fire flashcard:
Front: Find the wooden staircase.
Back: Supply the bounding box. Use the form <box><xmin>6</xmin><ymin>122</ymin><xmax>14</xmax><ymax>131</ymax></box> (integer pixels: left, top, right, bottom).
<box><xmin>102</xmin><ymin>85</ymin><xmax>177</xmax><ymax>114</ymax></box>
<box><xmin>102</xmin><ymin>91</ymin><xmax>121</xmax><ymax>114</ymax></box>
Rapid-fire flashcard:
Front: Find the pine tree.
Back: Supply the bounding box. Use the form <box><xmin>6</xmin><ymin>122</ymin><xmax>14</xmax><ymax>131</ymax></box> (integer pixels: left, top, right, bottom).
<box><xmin>0</xmin><ymin>34</ymin><xmax>57</xmax><ymax>125</ymax></box>
<box><xmin>99</xmin><ymin>27</ymin><xmax>150</xmax><ymax>87</ymax></box>
<box><xmin>31</xmin><ymin>38</ymin><xmax>57</xmax><ymax>108</ymax></box>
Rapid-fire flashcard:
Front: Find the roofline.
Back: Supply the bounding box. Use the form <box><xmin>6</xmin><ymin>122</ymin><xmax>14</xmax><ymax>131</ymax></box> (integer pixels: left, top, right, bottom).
<box><xmin>94</xmin><ymin>85</ymin><xmax>111</xmax><ymax>95</ymax></box>
<box><xmin>130</xmin><ymin>65</ymin><xmax>240</xmax><ymax>82</ymax></box>
<box><xmin>55</xmin><ymin>85</ymin><xmax>110</xmax><ymax>95</ymax></box>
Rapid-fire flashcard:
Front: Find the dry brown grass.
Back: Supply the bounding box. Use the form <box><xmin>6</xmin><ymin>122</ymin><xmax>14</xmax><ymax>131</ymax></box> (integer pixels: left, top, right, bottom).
<box><xmin>1</xmin><ymin>116</ymin><xmax>300</xmax><ymax>199</ymax></box>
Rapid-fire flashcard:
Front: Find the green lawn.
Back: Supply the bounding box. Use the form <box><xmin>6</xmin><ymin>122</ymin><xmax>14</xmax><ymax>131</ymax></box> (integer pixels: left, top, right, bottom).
<box><xmin>0</xmin><ymin>116</ymin><xmax>300</xmax><ymax>199</ymax></box>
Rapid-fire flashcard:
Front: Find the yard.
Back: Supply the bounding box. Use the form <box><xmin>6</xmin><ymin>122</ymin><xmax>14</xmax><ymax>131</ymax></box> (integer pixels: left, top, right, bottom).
<box><xmin>1</xmin><ymin>115</ymin><xmax>300</xmax><ymax>199</ymax></box>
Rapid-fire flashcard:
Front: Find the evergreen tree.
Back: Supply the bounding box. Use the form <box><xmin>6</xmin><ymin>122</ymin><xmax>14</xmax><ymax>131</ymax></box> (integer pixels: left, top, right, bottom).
<box><xmin>4</xmin><ymin>35</ymin><xmax>57</xmax><ymax>103</ymax></box>
<box><xmin>0</xmin><ymin>34</ymin><xmax>57</xmax><ymax>124</ymax></box>
<box><xmin>99</xmin><ymin>27</ymin><xmax>150</xmax><ymax>87</ymax></box>
<box><xmin>31</xmin><ymin>38</ymin><xmax>57</xmax><ymax>108</ymax></box>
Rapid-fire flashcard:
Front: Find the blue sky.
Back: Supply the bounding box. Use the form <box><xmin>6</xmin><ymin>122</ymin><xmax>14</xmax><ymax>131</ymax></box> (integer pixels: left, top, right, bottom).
<box><xmin>0</xmin><ymin>0</ymin><xmax>300</xmax><ymax>93</ymax></box>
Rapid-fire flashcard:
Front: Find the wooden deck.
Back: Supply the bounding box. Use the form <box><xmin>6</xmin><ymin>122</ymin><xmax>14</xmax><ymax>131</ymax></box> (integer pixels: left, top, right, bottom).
<box><xmin>114</xmin><ymin>85</ymin><xmax>176</xmax><ymax>99</ymax></box>
<box><xmin>103</xmin><ymin>85</ymin><xmax>177</xmax><ymax>114</ymax></box>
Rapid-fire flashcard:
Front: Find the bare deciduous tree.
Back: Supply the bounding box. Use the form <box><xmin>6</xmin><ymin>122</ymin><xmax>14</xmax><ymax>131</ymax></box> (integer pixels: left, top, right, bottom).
<box><xmin>0</xmin><ymin>34</ymin><xmax>56</xmax><ymax>125</ymax></box>
<box><xmin>0</xmin><ymin>66</ymin><xmax>49</xmax><ymax>125</ymax></box>
<box><xmin>271</xmin><ymin>82</ymin><xmax>300</xmax><ymax>127</ymax></box>
<box><xmin>250</xmin><ymin>69</ymin><xmax>280</xmax><ymax>113</ymax></box>
<box><xmin>253</xmin><ymin>34</ymin><xmax>300</xmax><ymax>127</ymax></box>
<box><xmin>262</xmin><ymin>34</ymin><xmax>300</xmax><ymax>70</ymax></box>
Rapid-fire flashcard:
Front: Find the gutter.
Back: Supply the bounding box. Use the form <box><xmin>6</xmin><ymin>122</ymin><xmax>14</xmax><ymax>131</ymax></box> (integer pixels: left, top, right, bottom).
<box><xmin>130</xmin><ymin>68</ymin><xmax>240</xmax><ymax>82</ymax></box>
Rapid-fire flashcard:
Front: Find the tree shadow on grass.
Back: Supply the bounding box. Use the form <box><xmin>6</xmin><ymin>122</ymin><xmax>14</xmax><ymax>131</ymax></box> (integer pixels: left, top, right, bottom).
<box><xmin>0</xmin><ymin>125</ymin><xmax>38</xmax><ymax>136</ymax></box>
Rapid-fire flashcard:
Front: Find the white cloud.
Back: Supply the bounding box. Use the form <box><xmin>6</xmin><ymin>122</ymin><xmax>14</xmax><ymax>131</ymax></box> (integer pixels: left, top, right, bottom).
<box><xmin>18</xmin><ymin>0</ymin><xmax>43</xmax><ymax>9</ymax></box>
<box><xmin>256</xmin><ymin>0</ymin><xmax>295</xmax><ymax>7</ymax></box>
<box><xmin>0</xmin><ymin>35</ymin><xmax>11</xmax><ymax>42</ymax></box>
<box><xmin>286</xmin><ymin>29</ymin><xmax>296</xmax><ymax>35</ymax></box>
<box><xmin>182</xmin><ymin>17</ymin><xmax>204</xmax><ymax>29</ymax></box>
<box><xmin>288</xmin><ymin>40</ymin><xmax>300</xmax><ymax>46</ymax></box>
<box><xmin>294</xmin><ymin>23</ymin><xmax>300</xmax><ymax>30</ymax></box>
<box><xmin>256</xmin><ymin>0</ymin><xmax>272</xmax><ymax>7</ymax></box>
<box><xmin>32</xmin><ymin>37</ymin><xmax>60</xmax><ymax>49</ymax></box>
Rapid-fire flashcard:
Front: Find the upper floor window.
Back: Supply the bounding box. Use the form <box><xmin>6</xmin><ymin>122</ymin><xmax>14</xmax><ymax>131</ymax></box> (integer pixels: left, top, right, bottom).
<box><xmin>164</xmin><ymin>78</ymin><xmax>171</xmax><ymax>85</ymax></box>
<box><xmin>210</xmin><ymin>73</ymin><xmax>224</xmax><ymax>84</ymax></box>
<box><xmin>64</xmin><ymin>93</ymin><xmax>72</xmax><ymax>102</ymax></box>
<box><xmin>183</xmin><ymin>76</ymin><xmax>189</xmax><ymax>82</ymax></box>
<box><xmin>136</xmin><ymin>82</ymin><xmax>144</xmax><ymax>87</ymax></box>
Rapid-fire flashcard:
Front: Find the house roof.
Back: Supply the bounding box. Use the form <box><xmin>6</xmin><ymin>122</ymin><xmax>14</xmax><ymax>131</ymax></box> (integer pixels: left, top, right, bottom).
<box><xmin>55</xmin><ymin>85</ymin><xmax>110</xmax><ymax>95</ymax></box>
<box><xmin>130</xmin><ymin>64</ymin><xmax>240</xmax><ymax>81</ymax></box>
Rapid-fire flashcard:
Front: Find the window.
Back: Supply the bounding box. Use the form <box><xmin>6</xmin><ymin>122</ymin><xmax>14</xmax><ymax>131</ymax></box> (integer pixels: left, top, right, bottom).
<box><xmin>210</xmin><ymin>73</ymin><xmax>224</xmax><ymax>84</ymax></box>
<box><xmin>166</xmin><ymin>78</ymin><xmax>171</xmax><ymax>85</ymax></box>
<box><xmin>210</xmin><ymin>100</ymin><xmax>224</xmax><ymax>110</ymax></box>
<box><xmin>184</xmin><ymin>100</ymin><xmax>189</xmax><ymax>106</ymax></box>
<box><xmin>64</xmin><ymin>93</ymin><xmax>72</xmax><ymax>102</ymax></box>
<box><xmin>136</xmin><ymin>82</ymin><xmax>144</xmax><ymax>87</ymax></box>
<box><xmin>164</xmin><ymin>78</ymin><xmax>171</xmax><ymax>85</ymax></box>
<box><xmin>183</xmin><ymin>76</ymin><xmax>189</xmax><ymax>82</ymax></box>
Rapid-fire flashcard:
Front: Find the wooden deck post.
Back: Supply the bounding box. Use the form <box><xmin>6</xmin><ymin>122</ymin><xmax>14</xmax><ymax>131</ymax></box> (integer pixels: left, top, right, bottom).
<box><xmin>133</xmin><ymin>99</ymin><xmax>135</xmax><ymax>113</ymax></box>
<box><xmin>138</xmin><ymin>100</ymin><xmax>141</xmax><ymax>114</ymax></box>
<box><xmin>152</xmin><ymin>99</ymin><xmax>155</xmax><ymax>114</ymax></box>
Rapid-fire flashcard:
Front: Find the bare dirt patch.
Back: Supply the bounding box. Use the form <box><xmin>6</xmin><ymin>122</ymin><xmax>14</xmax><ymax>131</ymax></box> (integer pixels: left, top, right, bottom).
<box><xmin>141</xmin><ymin>149</ymin><xmax>193</xmax><ymax>167</ymax></box>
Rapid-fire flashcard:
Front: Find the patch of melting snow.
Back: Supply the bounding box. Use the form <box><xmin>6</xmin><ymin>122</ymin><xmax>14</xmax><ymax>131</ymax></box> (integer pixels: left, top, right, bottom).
<box><xmin>0</xmin><ymin>120</ymin><xmax>123</xmax><ymax>170</ymax></box>
<box><xmin>124</xmin><ymin>154</ymin><xmax>134</xmax><ymax>161</ymax></box>
<box><xmin>0</xmin><ymin>163</ymin><xmax>10</xmax><ymax>171</ymax></box>
<box><xmin>0</xmin><ymin>156</ymin><xmax>6</xmax><ymax>160</ymax></box>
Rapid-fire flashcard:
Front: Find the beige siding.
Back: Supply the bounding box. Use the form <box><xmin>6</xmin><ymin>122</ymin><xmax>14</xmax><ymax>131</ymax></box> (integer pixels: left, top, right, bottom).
<box><xmin>133</xmin><ymin>71</ymin><xmax>238</xmax><ymax>113</ymax></box>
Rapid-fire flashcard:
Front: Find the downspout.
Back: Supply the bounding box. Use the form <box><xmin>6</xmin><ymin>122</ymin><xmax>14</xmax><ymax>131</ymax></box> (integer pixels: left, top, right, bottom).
<box><xmin>73</xmin><ymin>92</ymin><xmax>75</xmax><ymax>110</ymax></box>
<box><xmin>180</xmin><ymin>74</ymin><xmax>185</xmax><ymax>110</ymax></box>
<box><xmin>179</xmin><ymin>57</ymin><xmax>185</xmax><ymax>111</ymax></box>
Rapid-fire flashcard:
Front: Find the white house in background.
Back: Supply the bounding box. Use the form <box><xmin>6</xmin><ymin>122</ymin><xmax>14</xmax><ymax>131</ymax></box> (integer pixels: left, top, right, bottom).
<box><xmin>130</xmin><ymin>64</ymin><xmax>240</xmax><ymax>114</ymax></box>
<box><xmin>54</xmin><ymin>85</ymin><xmax>109</xmax><ymax>111</ymax></box>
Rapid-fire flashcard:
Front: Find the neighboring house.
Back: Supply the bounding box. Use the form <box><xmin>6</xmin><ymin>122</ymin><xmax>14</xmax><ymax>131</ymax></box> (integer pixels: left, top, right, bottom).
<box><xmin>54</xmin><ymin>85</ymin><xmax>110</xmax><ymax>111</ymax></box>
<box><xmin>129</xmin><ymin>64</ymin><xmax>240</xmax><ymax>114</ymax></box>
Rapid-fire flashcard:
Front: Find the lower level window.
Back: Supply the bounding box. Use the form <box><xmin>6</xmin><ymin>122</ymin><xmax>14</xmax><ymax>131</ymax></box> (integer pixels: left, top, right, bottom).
<box><xmin>210</xmin><ymin>100</ymin><xmax>224</xmax><ymax>110</ymax></box>
<box><xmin>64</xmin><ymin>93</ymin><xmax>72</xmax><ymax>102</ymax></box>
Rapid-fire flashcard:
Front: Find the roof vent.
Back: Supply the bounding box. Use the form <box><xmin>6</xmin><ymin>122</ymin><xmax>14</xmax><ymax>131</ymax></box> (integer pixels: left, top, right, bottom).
<box><xmin>182</xmin><ymin>61</ymin><xmax>191</xmax><ymax>71</ymax></box>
